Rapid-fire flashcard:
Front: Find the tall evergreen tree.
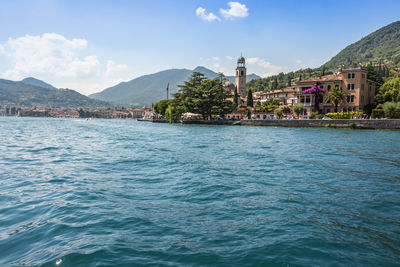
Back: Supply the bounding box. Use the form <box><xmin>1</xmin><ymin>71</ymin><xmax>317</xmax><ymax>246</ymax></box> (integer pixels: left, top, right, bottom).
<box><xmin>247</xmin><ymin>89</ymin><xmax>253</xmax><ymax>107</ymax></box>
<box><xmin>233</xmin><ymin>86</ymin><xmax>239</xmax><ymax>107</ymax></box>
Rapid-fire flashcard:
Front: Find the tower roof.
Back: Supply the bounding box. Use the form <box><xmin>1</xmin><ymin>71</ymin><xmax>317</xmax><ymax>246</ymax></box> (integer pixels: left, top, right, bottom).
<box><xmin>237</xmin><ymin>55</ymin><xmax>245</xmax><ymax>63</ymax></box>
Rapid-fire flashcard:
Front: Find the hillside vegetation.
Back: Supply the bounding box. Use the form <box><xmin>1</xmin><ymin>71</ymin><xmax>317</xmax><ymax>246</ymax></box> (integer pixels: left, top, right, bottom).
<box><xmin>0</xmin><ymin>79</ymin><xmax>110</xmax><ymax>108</ymax></box>
<box><xmin>248</xmin><ymin>21</ymin><xmax>400</xmax><ymax>93</ymax></box>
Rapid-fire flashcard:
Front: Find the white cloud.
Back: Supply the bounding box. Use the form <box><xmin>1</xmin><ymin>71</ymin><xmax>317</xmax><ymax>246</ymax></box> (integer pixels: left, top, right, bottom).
<box><xmin>196</xmin><ymin>7</ymin><xmax>221</xmax><ymax>22</ymax></box>
<box><xmin>226</xmin><ymin>56</ymin><xmax>234</xmax><ymax>60</ymax></box>
<box><xmin>295</xmin><ymin>59</ymin><xmax>302</xmax><ymax>64</ymax></box>
<box><xmin>0</xmin><ymin>33</ymin><xmax>100</xmax><ymax>80</ymax></box>
<box><xmin>247</xmin><ymin>57</ymin><xmax>282</xmax><ymax>77</ymax></box>
<box><xmin>105</xmin><ymin>60</ymin><xmax>128</xmax><ymax>78</ymax></box>
<box><xmin>220</xmin><ymin>2</ymin><xmax>249</xmax><ymax>19</ymax></box>
<box><xmin>0</xmin><ymin>33</ymin><xmax>130</xmax><ymax>95</ymax></box>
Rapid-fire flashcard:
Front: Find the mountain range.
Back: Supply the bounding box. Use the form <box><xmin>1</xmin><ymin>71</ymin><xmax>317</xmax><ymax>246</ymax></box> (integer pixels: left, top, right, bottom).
<box><xmin>0</xmin><ymin>78</ymin><xmax>110</xmax><ymax>108</ymax></box>
<box><xmin>1</xmin><ymin>20</ymin><xmax>399</xmax><ymax>108</ymax></box>
<box><xmin>89</xmin><ymin>66</ymin><xmax>260</xmax><ymax>105</ymax></box>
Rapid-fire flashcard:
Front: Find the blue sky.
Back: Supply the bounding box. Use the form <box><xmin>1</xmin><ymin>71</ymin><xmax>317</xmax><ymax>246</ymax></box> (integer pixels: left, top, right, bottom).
<box><xmin>0</xmin><ymin>0</ymin><xmax>399</xmax><ymax>95</ymax></box>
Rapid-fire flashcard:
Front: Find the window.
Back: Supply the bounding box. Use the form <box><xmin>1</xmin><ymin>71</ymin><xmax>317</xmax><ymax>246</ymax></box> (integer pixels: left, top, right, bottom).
<box><xmin>361</xmin><ymin>84</ymin><xmax>364</xmax><ymax>91</ymax></box>
<box><xmin>347</xmin><ymin>72</ymin><xmax>355</xmax><ymax>79</ymax></box>
<box><xmin>347</xmin><ymin>95</ymin><xmax>355</xmax><ymax>103</ymax></box>
<box><xmin>362</xmin><ymin>73</ymin><xmax>365</xmax><ymax>79</ymax></box>
<box><xmin>327</xmin><ymin>109</ymin><xmax>330</xmax><ymax>113</ymax></box>
<box><xmin>241</xmin><ymin>70</ymin><xmax>244</xmax><ymax>76</ymax></box>
<box><xmin>347</xmin><ymin>83</ymin><xmax>355</xmax><ymax>90</ymax></box>
<box><xmin>327</xmin><ymin>85</ymin><xmax>331</xmax><ymax>90</ymax></box>
<box><xmin>361</xmin><ymin>95</ymin><xmax>364</xmax><ymax>103</ymax></box>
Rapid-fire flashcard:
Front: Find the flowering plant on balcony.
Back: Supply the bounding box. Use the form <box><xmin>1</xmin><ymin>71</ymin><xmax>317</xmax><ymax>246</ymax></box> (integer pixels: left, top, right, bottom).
<box><xmin>302</xmin><ymin>83</ymin><xmax>325</xmax><ymax>112</ymax></box>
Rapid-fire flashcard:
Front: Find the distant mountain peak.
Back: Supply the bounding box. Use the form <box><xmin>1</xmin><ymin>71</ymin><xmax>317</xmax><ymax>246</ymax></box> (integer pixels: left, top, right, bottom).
<box><xmin>21</xmin><ymin>77</ymin><xmax>57</xmax><ymax>90</ymax></box>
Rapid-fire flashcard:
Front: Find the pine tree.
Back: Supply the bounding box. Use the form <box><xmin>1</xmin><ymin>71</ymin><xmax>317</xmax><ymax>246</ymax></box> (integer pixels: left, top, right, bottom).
<box><xmin>247</xmin><ymin>89</ymin><xmax>253</xmax><ymax>107</ymax></box>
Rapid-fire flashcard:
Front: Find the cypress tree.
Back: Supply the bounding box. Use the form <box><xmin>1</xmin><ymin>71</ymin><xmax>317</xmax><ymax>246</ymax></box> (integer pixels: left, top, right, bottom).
<box><xmin>233</xmin><ymin>86</ymin><xmax>238</xmax><ymax>107</ymax></box>
<box><xmin>247</xmin><ymin>89</ymin><xmax>253</xmax><ymax>107</ymax></box>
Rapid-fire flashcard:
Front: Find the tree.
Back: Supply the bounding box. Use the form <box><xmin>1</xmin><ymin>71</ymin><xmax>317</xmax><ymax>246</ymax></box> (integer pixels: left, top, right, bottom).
<box><xmin>302</xmin><ymin>83</ymin><xmax>325</xmax><ymax>112</ymax></box>
<box><xmin>154</xmin><ymin>99</ymin><xmax>173</xmax><ymax>116</ymax></box>
<box><xmin>293</xmin><ymin>104</ymin><xmax>305</xmax><ymax>119</ymax></box>
<box><xmin>274</xmin><ymin>108</ymin><xmax>283</xmax><ymax>119</ymax></box>
<box><xmin>233</xmin><ymin>86</ymin><xmax>239</xmax><ymax>108</ymax></box>
<box><xmin>375</xmin><ymin>77</ymin><xmax>400</xmax><ymax>103</ymax></box>
<box><xmin>247</xmin><ymin>89</ymin><xmax>253</xmax><ymax>107</ymax></box>
<box><xmin>324</xmin><ymin>86</ymin><xmax>345</xmax><ymax>112</ymax></box>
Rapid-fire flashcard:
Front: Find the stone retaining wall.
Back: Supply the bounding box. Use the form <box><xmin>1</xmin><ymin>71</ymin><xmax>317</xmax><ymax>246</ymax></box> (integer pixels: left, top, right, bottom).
<box><xmin>178</xmin><ymin>119</ymin><xmax>400</xmax><ymax>129</ymax></box>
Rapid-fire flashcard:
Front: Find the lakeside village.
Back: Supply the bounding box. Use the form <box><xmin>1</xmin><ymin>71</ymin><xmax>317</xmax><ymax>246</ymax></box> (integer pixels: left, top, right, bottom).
<box><xmin>1</xmin><ymin>55</ymin><xmax>400</xmax><ymax>121</ymax></box>
<box><xmin>153</xmin><ymin>55</ymin><xmax>400</xmax><ymax>122</ymax></box>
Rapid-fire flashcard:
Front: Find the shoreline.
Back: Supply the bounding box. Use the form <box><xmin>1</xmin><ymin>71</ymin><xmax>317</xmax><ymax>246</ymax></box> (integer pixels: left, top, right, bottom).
<box><xmin>154</xmin><ymin>119</ymin><xmax>400</xmax><ymax>130</ymax></box>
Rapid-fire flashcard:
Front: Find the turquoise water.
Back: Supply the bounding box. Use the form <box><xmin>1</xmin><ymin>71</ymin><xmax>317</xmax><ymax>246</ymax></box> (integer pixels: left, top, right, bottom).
<box><xmin>0</xmin><ymin>117</ymin><xmax>399</xmax><ymax>266</ymax></box>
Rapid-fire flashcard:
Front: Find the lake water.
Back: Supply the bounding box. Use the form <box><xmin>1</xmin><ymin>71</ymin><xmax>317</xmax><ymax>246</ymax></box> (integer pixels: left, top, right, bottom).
<box><xmin>0</xmin><ymin>117</ymin><xmax>399</xmax><ymax>266</ymax></box>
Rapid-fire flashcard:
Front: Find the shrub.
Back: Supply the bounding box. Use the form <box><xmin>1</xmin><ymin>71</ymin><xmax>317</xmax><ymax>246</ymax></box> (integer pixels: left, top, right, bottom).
<box><xmin>383</xmin><ymin>102</ymin><xmax>400</xmax><ymax>118</ymax></box>
<box><xmin>274</xmin><ymin>108</ymin><xmax>283</xmax><ymax>118</ymax></box>
<box><xmin>372</xmin><ymin>108</ymin><xmax>385</xmax><ymax>118</ymax></box>
<box><xmin>325</xmin><ymin>111</ymin><xmax>365</xmax><ymax>119</ymax></box>
<box><xmin>310</xmin><ymin>111</ymin><xmax>319</xmax><ymax>119</ymax></box>
<box><xmin>293</xmin><ymin>104</ymin><xmax>305</xmax><ymax>118</ymax></box>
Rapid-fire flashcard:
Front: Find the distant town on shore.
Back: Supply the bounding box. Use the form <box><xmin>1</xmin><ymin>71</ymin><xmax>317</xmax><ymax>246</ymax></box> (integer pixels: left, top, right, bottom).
<box><xmin>1</xmin><ymin>21</ymin><xmax>400</xmax><ymax>121</ymax></box>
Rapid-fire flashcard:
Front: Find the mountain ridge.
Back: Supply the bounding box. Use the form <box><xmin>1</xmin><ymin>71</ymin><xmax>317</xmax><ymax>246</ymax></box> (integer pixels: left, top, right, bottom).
<box><xmin>89</xmin><ymin>66</ymin><xmax>260</xmax><ymax>105</ymax></box>
<box><xmin>0</xmin><ymin>78</ymin><xmax>110</xmax><ymax>108</ymax></box>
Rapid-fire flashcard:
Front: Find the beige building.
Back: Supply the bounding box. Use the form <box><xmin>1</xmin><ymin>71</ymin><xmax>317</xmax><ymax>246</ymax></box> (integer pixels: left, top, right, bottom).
<box><xmin>256</xmin><ymin>67</ymin><xmax>376</xmax><ymax>116</ymax></box>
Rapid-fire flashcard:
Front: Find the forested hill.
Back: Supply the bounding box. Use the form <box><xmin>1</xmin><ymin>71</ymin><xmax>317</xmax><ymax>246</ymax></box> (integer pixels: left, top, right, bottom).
<box><xmin>323</xmin><ymin>21</ymin><xmax>400</xmax><ymax>70</ymax></box>
<box><xmin>247</xmin><ymin>21</ymin><xmax>400</xmax><ymax>92</ymax></box>
<box><xmin>0</xmin><ymin>79</ymin><xmax>111</xmax><ymax>108</ymax></box>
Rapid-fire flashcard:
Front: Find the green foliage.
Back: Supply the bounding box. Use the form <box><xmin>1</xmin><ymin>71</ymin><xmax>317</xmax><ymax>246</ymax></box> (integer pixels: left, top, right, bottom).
<box><xmin>323</xmin><ymin>21</ymin><xmax>400</xmax><ymax>70</ymax></box>
<box><xmin>310</xmin><ymin>111</ymin><xmax>319</xmax><ymax>119</ymax></box>
<box><xmin>274</xmin><ymin>108</ymin><xmax>283</xmax><ymax>118</ymax></box>
<box><xmin>324</xmin><ymin>86</ymin><xmax>346</xmax><ymax>112</ymax></box>
<box><xmin>247</xmin><ymin>89</ymin><xmax>253</xmax><ymax>107</ymax></box>
<box><xmin>256</xmin><ymin>98</ymin><xmax>281</xmax><ymax>112</ymax></box>
<box><xmin>293</xmin><ymin>104</ymin><xmax>305</xmax><ymax>118</ymax></box>
<box><xmin>154</xmin><ymin>99</ymin><xmax>173</xmax><ymax>116</ymax></box>
<box><xmin>325</xmin><ymin>111</ymin><xmax>365</xmax><ymax>119</ymax></box>
<box><xmin>372</xmin><ymin>108</ymin><xmax>385</xmax><ymax>118</ymax></box>
<box><xmin>382</xmin><ymin>102</ymin><xmax>400</xmax><ymax>118</ymax></box>
<box><xmin>171</xmin><ymin>72</ymin><xmax>234</xmax><ymax>120</ymax></box>
<box><xmin>247</xmin><ymin>21</ymin><xmax>400</xmax><ymax>93</ymax></box>
<box><xmin>164</xmin><ymin>103</ymin><xmax>185</xmax><ymax>123</ymax></box>
<box><xmin>375</xmin><ymin>77</ymin><xmax>400</xmax><ymax>103</ymax></box>
<box><xmin>233</xmin><ymin>86</ymin><xmax>238</xmax><ymax>108</ymax></box>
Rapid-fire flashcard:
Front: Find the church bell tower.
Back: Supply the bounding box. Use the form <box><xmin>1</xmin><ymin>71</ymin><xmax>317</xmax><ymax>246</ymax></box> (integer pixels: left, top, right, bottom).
<box><xmin>235</xmin><ymin>55</ymin><xmax>247</xmax><ymax>99</ymax></box>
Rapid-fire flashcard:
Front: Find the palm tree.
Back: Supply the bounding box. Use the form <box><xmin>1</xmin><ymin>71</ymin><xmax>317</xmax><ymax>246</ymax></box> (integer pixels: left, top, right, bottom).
<box><xmin>325</xmin><ymin>86</ymin><xmax>345</xmax><ymax>112</ymax></box>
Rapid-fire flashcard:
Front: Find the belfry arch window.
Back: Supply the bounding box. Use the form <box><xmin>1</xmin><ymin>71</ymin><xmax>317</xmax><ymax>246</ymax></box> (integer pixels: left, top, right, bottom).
<box><xmin>241</xmin><ymin>70</ymin><xmax>244</xmax><ymax>76</ymax></box>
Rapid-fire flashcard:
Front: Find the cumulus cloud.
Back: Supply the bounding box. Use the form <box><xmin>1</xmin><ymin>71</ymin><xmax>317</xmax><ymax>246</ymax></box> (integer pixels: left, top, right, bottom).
<box><xmin>220</xmin><ymin>2</ymin><xmax>249</xmax><ymax>19</ymax></box>
<box><xmin>0</xmin><ymin>33</ymin><xmax>101</xmax><ymax>79</ymax></box>
<box><xmin>226</xmin><ymin>55</ymin><xmax>234</xmax><ymax>60</ymax></box>
<box><xmin>247</xmin><ymin>57</ymin><xmax>282</xmax><ymax>77</ymax></box>
<box><xmin>196</xmin><ymin>7</ymin><xmax>221</xmax><ymax>22</ymax></box>
<box><xmin>0</xmin><ymin>33</ymin><xmax>129</xmax><ymax>95</ymax></box>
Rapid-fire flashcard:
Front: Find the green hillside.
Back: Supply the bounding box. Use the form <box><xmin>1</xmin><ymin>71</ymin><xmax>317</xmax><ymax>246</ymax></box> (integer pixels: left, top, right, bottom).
<box><xmin>0</xmin><ymin>79</ymin><xmax>110</xmax><ymax>108</ymax></box>
<box><xmin>248</xmin><ymin>21</ymin><xmax>400</xmax><ymax>92</ymax></box>
<box><xmin>89</xmin><ymin>66</ymin><xmax>260</xmax><ymax>105</ymax></box>
<box><xmin>323</xmin><ymin>21</ymin><xmax>400</xmax><ymax>70</ymax></box>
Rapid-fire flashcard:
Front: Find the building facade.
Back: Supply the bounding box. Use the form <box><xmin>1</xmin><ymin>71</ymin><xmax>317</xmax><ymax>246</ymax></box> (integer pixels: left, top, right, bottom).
<box><xmin>256</xmin><ymin>67</ymin><xmax>376</xmax><ymax>116</ymax></box>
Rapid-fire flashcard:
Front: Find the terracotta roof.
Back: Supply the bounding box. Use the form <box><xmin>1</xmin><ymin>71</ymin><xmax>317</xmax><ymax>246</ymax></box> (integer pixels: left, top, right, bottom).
<box><xmin>297</xmin><ymin>73</ymin><xmax>343</xmax><ymax>83</ymax></box>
